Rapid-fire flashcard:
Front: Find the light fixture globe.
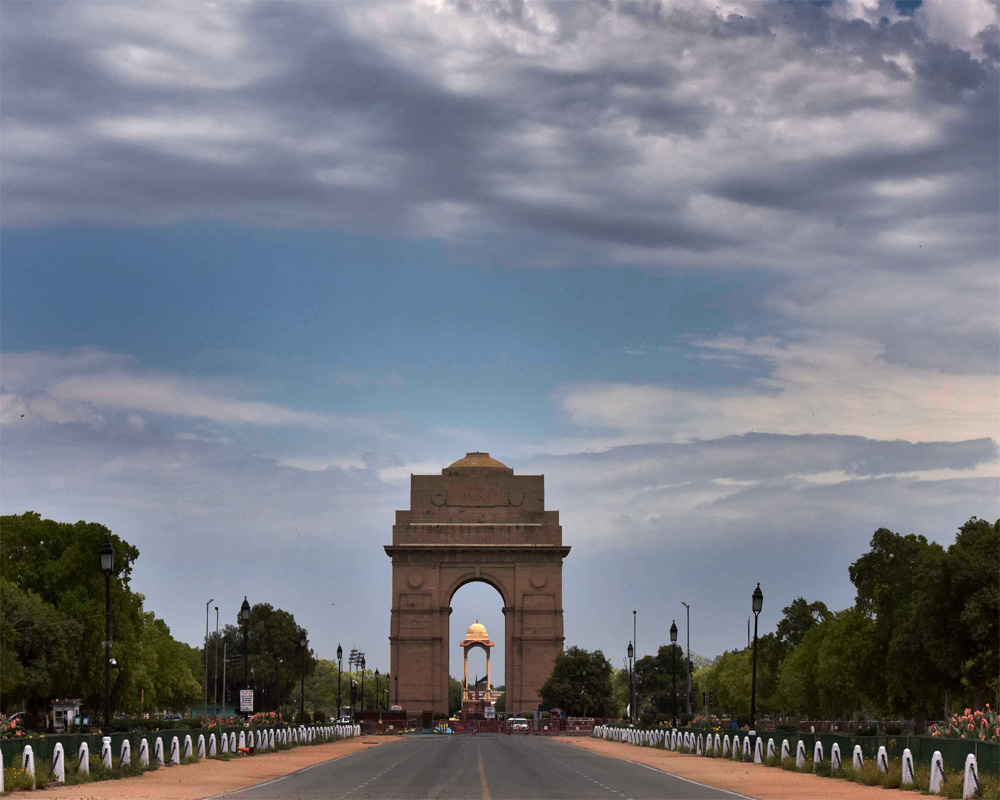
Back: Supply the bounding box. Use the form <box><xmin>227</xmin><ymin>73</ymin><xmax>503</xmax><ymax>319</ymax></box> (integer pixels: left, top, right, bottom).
<box><xmin>670</xmin><ymin>620</ymin><xmax>678</xmax><ymax>644</ymax></box>
<box><xmin>299</xmin><ymin>633</ymin><xmax>307</xmax><ymax>648</ymax></box>
<box><xmin>627</xmin><ymin>641</ymin><xmax>633</xmax><ymax>660</ymax></box>
<box><xmin>100</xmin><ymin>539</ymin><xmax>114</xmax><ymax>574</ymax></box>
<box><xmin>240</xmin><ymin>596</ymin><xmax>251</xmax><ymax>622</ymax></box>
<box><xmin>337</xmin><ymin>644</ymin><xmax>343</xmax><ymax>661</ymax></box>
<box><xmin>752</xmin><ymin>582</ymin><xmax>763</xmax><ymax>615</ymax></box>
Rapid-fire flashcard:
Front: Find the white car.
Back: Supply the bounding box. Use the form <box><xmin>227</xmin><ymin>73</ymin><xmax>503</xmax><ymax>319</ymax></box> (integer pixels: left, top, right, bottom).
<box><xmin>510</xmin><ymin>717</ymin><xmax>529</xmax><ymax>733</ymax></box>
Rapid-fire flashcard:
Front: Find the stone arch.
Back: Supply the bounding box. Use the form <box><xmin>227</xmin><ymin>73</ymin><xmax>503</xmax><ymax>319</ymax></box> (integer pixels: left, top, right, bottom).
<box><xmin>386</xmin><ymin>453</ymin><xmax>569</xmax><ymax>716</ymax></box>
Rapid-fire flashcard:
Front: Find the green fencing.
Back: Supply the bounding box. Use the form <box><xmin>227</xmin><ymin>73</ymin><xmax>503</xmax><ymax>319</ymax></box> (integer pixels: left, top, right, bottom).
<box><xmin>680</xmin><ymin>728</ymin><xmax>999</xmax><ymax>776</ymax></box>
<box><xmin>0</xmin><ymin>725</ymin><xmax>333</xmax><ymax>767</ymax></box>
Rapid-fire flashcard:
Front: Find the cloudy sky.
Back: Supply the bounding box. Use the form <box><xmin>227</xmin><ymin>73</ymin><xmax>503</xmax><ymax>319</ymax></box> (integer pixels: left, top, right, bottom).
<box><xmin>2</xmin><ymin>0</ymin><xmax>997</xmax><ymax>683</ymax></box>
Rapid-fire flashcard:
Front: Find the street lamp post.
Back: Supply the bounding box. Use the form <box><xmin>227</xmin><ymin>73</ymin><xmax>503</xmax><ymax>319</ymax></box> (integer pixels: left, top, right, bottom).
<box><xmin>100</xmin><ymin>540</ymin><xmax>114</xmax><ymax>730</ymax></box>
<box><xmin>240</xmin><ymin>597</ymin><xmax>251</xmax><ymax>717</ymax></box>
<box><xmin>750</xmin><ymin>583</ymin><xmax>763</xmax><ymax>734</ymax></box>
<box><xmin>374</xmin><ymin>669</ymin><xmax>380</xmax><ymax>712</ymax></box>
<box><xmin>337</xmin><ymin>644</ymin><xmax>343</xmax><ymax>719</ymax></box>
<box><xmin>299</xmin><ymin>632</ymin><xmax>307</xmax><ymax>721</ymax></box>
<box><xmin>361</xmin><ymin>656</ymin><xmax>366</xmax><ymax>715</ymax></box>
<box><xmin>213</xmin><ymin>606</ymin><xmax>219</xmax><ymax>716</ymax></box>
<box><xmin>205</xmin><ymin>598</ymin><xmax>214</xmax><ymax>718</ymax></box>
<box><xmin>627</xmin><ymin>641</ymin><xmax>634</xmax><ymax>725</ymax></box>
<box><xmin>669</xmin><ymin>620</ymin><xmax>678</xmax><ymax>728</ymax></box>
<box><xmin>681</xmin><ymin>601</ymin><xmax>691</xmax><ymax>715</ymax></box>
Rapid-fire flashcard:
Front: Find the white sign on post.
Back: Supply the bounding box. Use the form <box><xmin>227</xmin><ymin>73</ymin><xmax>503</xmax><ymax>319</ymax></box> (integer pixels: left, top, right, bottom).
<box><xmin>484</xmin><ymin>706</ymin><xmax>495</xmax><ymax>719</ymax></box>
<box><xmin>240</xmin><ymin>689</ymin><xmax>254</xmax><ymax>713</ymax></box>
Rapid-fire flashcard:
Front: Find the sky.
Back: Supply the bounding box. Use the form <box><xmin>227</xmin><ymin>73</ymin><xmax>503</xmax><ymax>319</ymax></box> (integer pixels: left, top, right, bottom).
<box><xmin>2</xmin><ymin>0</ymin><xmax>998</xmax><ymax>685</ymax></box>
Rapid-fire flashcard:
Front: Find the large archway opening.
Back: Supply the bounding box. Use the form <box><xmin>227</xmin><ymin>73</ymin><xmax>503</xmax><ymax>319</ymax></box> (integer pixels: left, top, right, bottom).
<box><xmin>449</xmin><ymin>581</ymin><xmax>505</xmax><ymax>717</ymax></box>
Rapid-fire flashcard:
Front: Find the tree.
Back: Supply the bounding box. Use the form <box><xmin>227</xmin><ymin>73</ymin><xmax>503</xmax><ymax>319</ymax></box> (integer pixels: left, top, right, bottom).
<box><xmin>634</xmin><ymin>644</ymin><xmax>687</xmax><ymax>718</ymax></box>
<box><xmin>948</xmin><ymin>517</ymin><xmax>1000</xmax><ymax>709</ymax></box>
<box><xmin>449</xmin><ymin>677</ymin><xmax>462</xmax><ymax>716</ymax></box>
<box><xmin>539</xmin><ymin>647</ymin><xmax>616</xmax><ymax>717</ymax></box>
<box><xmin>776</xmin><ymin>598</ymin><xmax>829</xmax><ymax>656</ymax></box>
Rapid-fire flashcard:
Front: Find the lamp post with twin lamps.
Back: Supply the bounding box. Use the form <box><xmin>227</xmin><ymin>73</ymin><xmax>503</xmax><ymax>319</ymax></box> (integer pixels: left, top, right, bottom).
<box><xmin>750</xmin><ymin>583</ymin><xmax>763</xmax><ymax>735</ymax></box>
<box><xmin>627</xmin><ymin>641</ymin><xmax>634</xmax><ymax>725</ymax></box>
<box><xmin>361</xmin><ymin>656</ymin><xmax>367</xmax><ymax>715</ymax></box>
<box><xmin>669</xmin><ymin>620</ymin><xmax>678</xmax><ymax>728</ymax></box>
<box><xmin>337</xmin><ymin>644</ymin><xmax>343</xmax><ymax>719</ymax></box>
<box><xmin>299</xmin><ymin>631</ymin><xmax>308</xmax><ymax>721</ymax></box>
<box><xmin>100</xmin><ymin>540</ymin><xmax>114</xmax><ymax>729</ymax></box>
<box><xmin>240</xmin><ymin>597</ymin><xmax>251</xmax><ymax>717</ymax></box>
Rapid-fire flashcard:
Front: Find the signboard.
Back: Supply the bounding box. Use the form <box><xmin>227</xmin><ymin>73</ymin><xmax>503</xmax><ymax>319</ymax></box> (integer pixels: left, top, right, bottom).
<box><xmin>390</xmin><ymin>705</ymin><xmax>402</xmax><ymax>712</ymax></box>
<box><xmin>240</xmin><ymin>689</ymin><xmax>254</xmax><ymax>713</ymax></box>
<box><xmin>484</xmin><ymin>706</ymin><xmax>495</xmax><ymax>719</ymax></box>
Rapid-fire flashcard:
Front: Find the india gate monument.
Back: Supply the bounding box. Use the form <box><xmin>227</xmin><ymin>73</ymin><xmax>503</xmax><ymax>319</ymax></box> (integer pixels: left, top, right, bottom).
<box><xmin>386</xmin><ymin>453</ymin><xmax>569</xmax><ymax>716</ymax></box>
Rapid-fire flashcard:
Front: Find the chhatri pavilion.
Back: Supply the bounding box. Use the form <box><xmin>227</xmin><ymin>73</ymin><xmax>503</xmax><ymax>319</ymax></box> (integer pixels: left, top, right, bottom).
<box><xmin>460</xmin><ymin>621</ymin><xmax>496</xmax><ymax>719</ymax></box>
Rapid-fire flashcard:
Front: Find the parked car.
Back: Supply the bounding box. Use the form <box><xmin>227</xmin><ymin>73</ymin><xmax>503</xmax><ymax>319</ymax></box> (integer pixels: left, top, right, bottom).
<box><xmin>510</xmin><ymin>717</ymin><xmax>529</xmax><ymax>733</ymax></box>
<box><xmin>334</xmin><ymin>716</ymin><xmax>352</xmax><ymax>725</ymax></box>
<box><xmin>161</xmin><ymin>713</ymin><xmax>184</xmax><ymax>722</ymax></box>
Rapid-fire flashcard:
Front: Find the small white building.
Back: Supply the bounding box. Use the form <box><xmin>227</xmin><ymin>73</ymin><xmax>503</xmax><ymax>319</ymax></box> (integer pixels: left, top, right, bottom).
<box><xmin>50</xmin><ymin>699</ymin><xmax>81</xmax><ymax>731</ymax></box>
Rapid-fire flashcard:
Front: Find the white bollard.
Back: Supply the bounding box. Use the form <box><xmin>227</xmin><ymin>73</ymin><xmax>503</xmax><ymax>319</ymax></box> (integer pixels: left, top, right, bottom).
<box><xmin>139</xmin><ymin>738</ymin><xmax>150</xmax><ymax>765</ymax></box>
<box><xmin>197</xmin><ymin>734</ymin><xmax>206</xmax><ymax>758</ymax></box>
<box><xmin>964</xmin><ymin>754</ymin><xmax>979</xmax><ymax>800</ymax></box>
<box><xmin>766</xmin><ymin>738</ymin><xmax>776</xmax><ymax>761</ymax></box>
<box><xmin>795</xmin><ymin>739</ymin><xmax>806</xmax><ymax>768</ymax></box>
<box><xmin>53</xmin><ymin>742</ymin><xmax>66</xmax><ymax>783</ymax></box>
<box><xmin>722</xmin><ymin>735</ymin><xmax>731</xmax><ymax>757</ymax></box>
<box><xmin>120</xmin><ymin>738</ymin><xmax>131</xmax><ymax>766</ymax></box>
<box><xmin>238</xmin><ymin>730</ymin><xmax>246</xmax><ymax>750</ymax></box>
<box><xmin>754</xmin><ymin>737</ymin><xmax>763</xmax><ymax>764</ymax></box>
<box><xmin>229</xmin><ymin>732</ymin><xmax>237</xmax><ymax>751</ymax></box>
<box><xmin>79</xmin><ymin>741</ymin><xmax>91</xmax><ymax>773</ymax></box>
<box><xmin>929</xmin><ymin>751</ymin><xmax>945</xmax><ymax>794</ymax></box>
<box><xmin>732</xmin><ymin>735</ymin><xmax>741</xmax><ymax>760</ymax></box>
<box><xmin>154</xmin><ymin>736</ymin><xmax>164</xmax><ymax>766</ymax></box>
<box><xmin>714</xmin><ymin>733</ymin><xmax>721</xmax><ymax>753</ymax></box>
<box><xmin>697</xmin><ymin>733</ymin><xmax>704</xmax><ymax>755</ymax></box>
<box><xmin>876</xmin><ymin>745</ymin><xmax>888</xmax><ymax>774</ymax></box>
<box><xmin>22</xmin><ymin>745</ymin><xmax>36</xmax><ymax>789</ymax></box>
<box><xmin>780</xmin><ymin>739</ymin><xmax>790</xmax><ymax>762</ymax></box>
<box><xmin>901</xmin><ymin>748</ymin><xmax>915</xmax><ymax>787</ymax></box>
<box><xmin>706</xmin><ymin>733</ymin><xmax>714</xmax><ymax>754</ymax></box>
<box><xmin>221</xmin><ymin>732</ymin><xmax>229</xmax><ymax>753</ymax></box>
<box><xmin>269</xmin><ymin>729</ymin><xmax>275</xmax><ymax>749</ymax></box>
<box><xmin>184</xmin><ymin>734</ymin><xmax>193</xmax><ymax>759</ymax></box>
<box><xmin>209</xmin><ymin>733</ymin><xmax>217</xmax><ymax>756</ymax></box>
<box><xmin>743</xmin><ymin>736</ymin><xmax>751</xmax><ymax>760</ymax></box>
<box><xmin>0</xmin><ymin>751</ymin><xmax>4</xmax><ymax>793</ymax></box>
<box><xmin>813</xmin><ymin>741</ymin><xmax>823</xmax><ymax>771</ymax></box>
<box><xmin>101</xmin><ymin>736</ymin><xmax>112</xmax><ymax>769</ymax></box>
<box><xmin>852</xmin><ymin>744</ymin><xmax>863</xmax><ymax>771</ymax></box>
<box><xmin>170</xmin><ymin>736</ymin><xmax>181</xmax><ymax>765</ymax></box>
<box><xmin>831</xmin><ymin>742</ymin><xmax>841</xmax><ymax>770</ymax></box>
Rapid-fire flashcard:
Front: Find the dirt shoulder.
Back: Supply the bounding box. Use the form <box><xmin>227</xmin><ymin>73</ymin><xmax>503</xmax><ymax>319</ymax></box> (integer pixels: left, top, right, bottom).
<box><xmin>26</xmin><ymin>737</ymin><xmax>399</xmax><ymax>800</ymax></box>
<box><xmin>560</xmin><ymin>737</ymin><xmax>921</xmax><ymax>800</ymax></box>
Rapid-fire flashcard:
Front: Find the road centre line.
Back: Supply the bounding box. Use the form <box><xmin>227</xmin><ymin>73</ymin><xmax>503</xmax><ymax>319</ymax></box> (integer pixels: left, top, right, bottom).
<box><xmin>476</xmin><ymin>742</ymin><xmax>492</xmax><ymax>800</ymax></box>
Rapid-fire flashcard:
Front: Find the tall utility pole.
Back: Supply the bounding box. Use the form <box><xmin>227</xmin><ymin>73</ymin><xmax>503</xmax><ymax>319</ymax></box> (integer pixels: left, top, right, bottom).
<box><xmin>213</xmin><ymin>606</ymin><xmax>219</xmax><ymax>716</ymax></box>
<box><xmin>205</xmin><ymin>599</ymin><xmax>214</xmax><ymax>718</ymax></box>
<box><xmin>632</xmin><ymin>610</ymin><xmax>637</xmax><ymax>721</ymax></box>
<box><xmin>681</xmin><ymin>602</ymin><xmax>691</xmax><ymax>714</ymax></box>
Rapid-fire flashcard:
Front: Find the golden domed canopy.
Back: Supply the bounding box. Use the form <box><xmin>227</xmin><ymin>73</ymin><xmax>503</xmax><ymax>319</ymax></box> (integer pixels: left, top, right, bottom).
<box><xmin>465</xmin><ymin>621</ymin><xmax>489</xmax><ymax>641</ymax></box>
<box><xmin>448</xmin><ymin>452</ymin><xmax>508</xmax><ymax>470</ymax></box>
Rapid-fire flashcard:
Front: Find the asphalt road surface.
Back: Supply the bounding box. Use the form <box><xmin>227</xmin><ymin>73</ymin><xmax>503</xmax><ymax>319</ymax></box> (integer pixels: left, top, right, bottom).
<box><xmin>213</xmin><ymin>735</ymin><xmax>751</xmax><ymax>800</ymax></box>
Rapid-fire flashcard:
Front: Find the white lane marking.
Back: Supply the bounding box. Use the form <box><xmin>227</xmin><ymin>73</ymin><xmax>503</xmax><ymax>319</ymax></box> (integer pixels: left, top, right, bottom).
<box><xmin>549</xmin><ymin>739</ymin><xmax>759</xmax><ymax>800</ymax></box>
<box><xmin>545</xmin><ymin>751</ymin><xmax>631</xmax><ymax>799</ymax></box>
<box><xmin>339</xmin><ymin>742</ymin><xmax>431</xmax><ymax>797</ymax></box>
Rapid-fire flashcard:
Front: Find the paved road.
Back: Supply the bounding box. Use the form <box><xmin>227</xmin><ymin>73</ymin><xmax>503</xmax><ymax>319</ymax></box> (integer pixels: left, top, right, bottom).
<box><xmin>213</xmin><ymin>735</ymin><xmax>751</xmax><ymax>800</ymax></box>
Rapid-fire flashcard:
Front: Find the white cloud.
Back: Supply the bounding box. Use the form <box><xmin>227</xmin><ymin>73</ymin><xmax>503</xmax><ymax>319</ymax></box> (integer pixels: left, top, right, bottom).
<box><xmin>559</xmin><ymin>334</ymin><xmax>999</xmax><ymax>443</ymax></box>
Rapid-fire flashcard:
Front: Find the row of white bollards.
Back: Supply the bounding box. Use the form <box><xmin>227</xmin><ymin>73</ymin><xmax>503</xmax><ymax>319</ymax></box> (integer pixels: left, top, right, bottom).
<box><xmin>592</xmin><ymin>725</ymin><xmax>980</xmax><ymax>797</ymax></box>
<box><xmin>1</xmin><ymin>723</ymin><xmax>362</xmax><ymax>790</ymax></box>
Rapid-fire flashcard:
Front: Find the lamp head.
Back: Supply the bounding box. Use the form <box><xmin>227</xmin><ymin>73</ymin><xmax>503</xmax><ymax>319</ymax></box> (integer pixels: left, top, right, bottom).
<box><xmin>99</xmin><ymin>539</ymin><xmax>114</xmax><ymax>574</ymax></box>
<box><xmin>240</xmin><ymin>596</ymin><xmax>251</xmax><ymax>622</ymax></box>
<box><xmin>670</xmin><ymin>620</ymin><xmax>678</xmax><ymax>643</ymax></box>
<box><xmin>752</xmin><ymin>582</ymin><xmax>763</xmax><ymax>614</ymax></box>
<box><xmin>361</xmin><ymin>656</ymin><xmax>366</xmax><ymax>669</ymax></box>
<box><xmin>374</xmin><ymin>668</ymin><xmax>380</xmax><ymax>678</ymax></box>
<box><xmin>299</xmin><ymin>632</ymin><xmax>307</xmax><ymax>648</ymax></box>
<box><xmin>337</xmin><ymin>644</ymin><xmax>343</xmax><ymax>661</ymax></box>
<box><xmin>627</xmin><ymin>641</ymin><xmax>633</xmax><ymax>660</ymax></box>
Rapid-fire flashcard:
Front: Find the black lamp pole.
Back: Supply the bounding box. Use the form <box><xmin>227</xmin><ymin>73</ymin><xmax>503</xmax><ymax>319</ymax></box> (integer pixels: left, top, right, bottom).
<box><xmin>100</xmin><ymin>540</ymin><xmax>114</xmax><ymax>730</ymax></box>
<box><xmin>627</xmin><ymin>641</ymin><xmax>634</xmax><ymax>724</ymax></box>
<box><xmin>299</xmin><ymin>632</ymin><xmax>307</xmax><ymax>720</ymax></box>
<box><xmin>669</xmin><ymin>620</ymin><xmax>678</xmax><ymax>728</ymax></box>
<box><xmin>361</xmin><ymin>656</ymin><xmax>366</xmax><ymax>715</ymax></box>
<box><xmin>374</xmin><ymin>669</ymin><xmax>380</xmax><ymax>712</ymax></box>
<box><xmin>240</xmin><ymin>597</ymin><xmax>251</xmax><ymax>716</ymax></box>
<box><xmin>337</xmin><ymin>644</ymin><xmax>343</xmax><ymax>719</ymax></box>
<box><xmin>750</xmin><ymin>582</ymin><xmax>763</xmax><ymax>734</ymax></box>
